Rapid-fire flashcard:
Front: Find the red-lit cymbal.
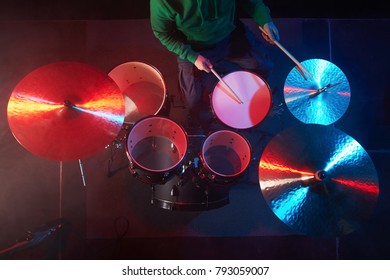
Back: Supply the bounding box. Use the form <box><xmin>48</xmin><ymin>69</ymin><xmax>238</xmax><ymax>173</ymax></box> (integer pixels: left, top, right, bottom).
<box><xmin>7</xmin><ymin>62</ymin><xmax>125</xmax><ymax>161</ymax></box>
<box><xmin>259</xmin><ymin>124</ymin><xmax>379</xmax><ymax>236</ymax></box>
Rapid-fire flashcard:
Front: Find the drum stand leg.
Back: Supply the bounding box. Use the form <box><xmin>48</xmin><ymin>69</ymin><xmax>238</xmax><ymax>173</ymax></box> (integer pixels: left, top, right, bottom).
<box><xmin>58</xmin><ymin>161</ymin><xmax>64</xmax><ymax>259</ymax></box>
<box><xmin>58</xmin><ymin>159</ymin><xmax>84</xmax><ymax>259</ymax></box>
<box><xmin>59</xmin><ymin>161</ymin><xmax>63</xmax><ymax>219</ymax></box>
<box><xmin>78</xmin><ymin>159</ymin><xmax>87</xmax><ymax>187</ymax></box>
<box><xmin>106</xmin><ymin>143</ymin><xmax>128</xmax><ymax>178</ymax></box>
<box><xmin>107</xmin><ymin>144</ymin><xmax>116</xmax><ymax>177</ymax></box>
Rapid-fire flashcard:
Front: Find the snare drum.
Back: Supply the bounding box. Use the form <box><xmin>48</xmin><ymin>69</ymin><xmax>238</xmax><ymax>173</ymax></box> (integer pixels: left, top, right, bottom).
<box><xmin>211</xmin><ymin>71</ymin><xmax>272</xmax><ymax>129</ymax></box>
<box><xmin>108</xmin><ymin>61</ymin><xmax>168</xmax><ymax>125</ymax></box>
<box><xmin>199</xmin><ymin>130</ymin><xmax>251</xmax><ymax>185</ymax></box>
<box><xmin>125</xmin><ymin>116</ymin><xmax>188</xmax><ymax>184</ymax></box>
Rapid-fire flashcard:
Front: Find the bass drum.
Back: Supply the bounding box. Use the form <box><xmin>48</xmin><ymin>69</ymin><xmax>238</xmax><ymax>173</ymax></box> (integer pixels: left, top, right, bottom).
<box><xmin>125</xmin><ymin>116</ymin><xmax>188</xmax><ymax>185</ymax></box>
<box><xmin>199</xmin><ymin>130</ymin><xmax>251</xmax><ymax>185</ymax></box>
<box><xmin>151</xmin><ymin>167</ymin><xmax>230</xmax><ymax>211</ymax></box>
<box><xmin>211</xmin><ymin>70</ymin><xmax>272</xmax><ymax>129</ymax></box>
<box><xmin>108</xmin><ymin>61</ymin><xmax>169</xmax><ymax>125</ymax></box>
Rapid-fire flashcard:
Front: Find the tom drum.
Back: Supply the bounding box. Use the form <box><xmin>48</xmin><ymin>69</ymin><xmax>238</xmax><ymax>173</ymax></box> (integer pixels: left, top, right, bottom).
<box><xmin>109</xmin><ymin>61</ymin><xmax>168</xmax><ymax>125</ymax></box>
<box><xmin>125</xmin><ymin>116</ymin><xmax>188</xmax><ymax>184</ymax></box>
<box><xmin>211</xmin><ymin>71</ymin><xmax>272</xmax><ymax>129</ymax></box>
<box><xmin>200</xmin><ymin>130</ymin><xmax>252</xmax><ymax>185</ymax></box>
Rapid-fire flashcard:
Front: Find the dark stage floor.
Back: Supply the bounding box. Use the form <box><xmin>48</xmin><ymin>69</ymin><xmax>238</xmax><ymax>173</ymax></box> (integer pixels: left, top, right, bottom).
<box><xmin>0</xmin><ymin>18</ymin><xmax>389</xmax><ymax>260</ymax></box>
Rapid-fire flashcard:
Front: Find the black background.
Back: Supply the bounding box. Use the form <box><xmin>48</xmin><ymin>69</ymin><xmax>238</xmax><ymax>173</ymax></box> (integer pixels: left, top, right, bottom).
<box><xmin>0</xmin><ymin>1</ymin><xmax>388</xmax><ymax>20</ymax></box>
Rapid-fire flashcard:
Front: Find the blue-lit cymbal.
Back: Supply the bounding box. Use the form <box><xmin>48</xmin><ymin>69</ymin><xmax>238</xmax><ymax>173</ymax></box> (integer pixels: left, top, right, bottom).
<box><xmin>259</xmin><ymin>124</ymin><xmax>379</xmax><ymax>236</ymax></box>
<box><xmin>284</xmin><ymin>59</ymin><xmax>351</xmax><ymax>125</ymax></box>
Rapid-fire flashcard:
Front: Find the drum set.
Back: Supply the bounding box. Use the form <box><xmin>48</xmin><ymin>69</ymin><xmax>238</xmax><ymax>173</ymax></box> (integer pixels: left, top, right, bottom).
<box><xmin>6</xmin><ymin>59</ymin><xmax>270</xmax><ymax>213</ymax></box>
<box><xmin>106</xmin><ymin>62</ymin><xmax>265</xmax><ymax>211</ymax></box>
<box><xmin>5</xmin><ymin>29</ymin><xmax>380</xmax><ymax>237</ymax></box>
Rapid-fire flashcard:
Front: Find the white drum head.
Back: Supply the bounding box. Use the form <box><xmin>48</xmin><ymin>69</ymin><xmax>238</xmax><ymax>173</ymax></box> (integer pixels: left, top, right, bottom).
<box><xmin>211</xmin><ymin>71</ymin><xmax>272</xmax><ymax>129</ymax></box>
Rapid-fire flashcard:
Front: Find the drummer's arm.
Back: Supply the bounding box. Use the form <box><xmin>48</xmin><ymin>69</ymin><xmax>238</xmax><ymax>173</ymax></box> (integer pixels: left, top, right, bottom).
<box><xmin>262</xmin><ymin>22</ymin><xmax>280</xmax><ymax>43</ymax></box>
<box><xmin>194</xmin><ymin>55</ymin><xmax>213</xmax><ymax>73</ymax></box>
<box><xmin>150</xmin><ymin>0</ymin><xmax>198</xmax><ymax>63</ymax></box>
<box><xmin>238</xmin><ymin>0</ymin><xmax>280</xmax><ymax>43</ymax></box>
<box><xmin>150</xmin><ymin>13</ymin><xmax>213</xmax><ymax>72</ymax></box>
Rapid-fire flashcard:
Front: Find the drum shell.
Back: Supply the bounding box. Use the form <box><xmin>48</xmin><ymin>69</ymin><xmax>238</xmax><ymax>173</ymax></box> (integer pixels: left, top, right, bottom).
<box><xmin>125</xmin><ymin>116</ymin><xmax>188</xmax><ymax>185</ymax></box>
<box><xmin>108</xmin><ymin>61</ymin><xmax>170</xmax><ymax>125</ymax></box>
<box><xmin>151</xmin><ymin>167</ymin><xmax>230</xmax><ymax>211</ymax></box>
<box><xmin>199</xmin><ymin>130</ymin><xmax>252</xmax><ymax>185</ymax></box>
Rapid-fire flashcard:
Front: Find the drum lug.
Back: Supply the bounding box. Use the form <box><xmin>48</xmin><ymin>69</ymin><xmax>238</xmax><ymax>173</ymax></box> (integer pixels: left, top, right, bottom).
<box><xmin>163</xmin><ymin>171</ymin><xmax>170</xmax><ymax>180</ymax></box>
<box><xmin>170</xmin><ymin>185</ymin><xmax>179</xmax><ymax>197</ymax></box>
<box><xmin>177</xmin><ymin>179</ymin><xmax>184</xmax><ymax>187</ymax></box>
<box><xmin>178</xmin><ymin>164</ymin><xmax>187</xmax><ymax>176</ymax></box>
<box><xmin>128</xmin><ymin>168</ymin><xmax>136</xmax><ymax>175</ymax></box>
<box><xmin>128</xmin><ymin>162</ymin><xmax>136</xmax><ymax>175</ymax></box>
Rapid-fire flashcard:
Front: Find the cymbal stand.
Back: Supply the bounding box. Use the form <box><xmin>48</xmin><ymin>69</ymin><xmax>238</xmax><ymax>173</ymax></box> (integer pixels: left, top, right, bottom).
<box><xmin>58</xmin><ymin>158</ymin><xmax>85</xmax><ymax>259</ymax></box>
<box><xmin>59</xmin><ymin>159</ymin><xmax>87</xmax><ymax>218</ymax></box>
<box><xmin>104</xmin><ymin>125</ymin><xmax>130</xmax><ymax>177</ymax></box>
<box><xmin>78</xmin><ymin>159</ymin><xmax>87</xmax><ymax>187</ymax></box>
<box><xmin>57</xmin><ymin>158</ymin><xmax>87</xmax><ymax>259</ymax></box>
<box><xmin>59</xmin><ymin>161</ymin><xmax>64</xmax><ymax>219</ymax></box>
<box><xmin>59</xmin><ymin>161</ymin><xmax>64</xmax><ymax>259</ymax></box>
<box><xmin>336</xmin><ymin>237</ymin><xmax>340</xmax><ymax>260</ymax></box>
<box><xmin>57</xmin><ymin>159</ymin><xmax>86</xmax><ymax>259</ymax></box>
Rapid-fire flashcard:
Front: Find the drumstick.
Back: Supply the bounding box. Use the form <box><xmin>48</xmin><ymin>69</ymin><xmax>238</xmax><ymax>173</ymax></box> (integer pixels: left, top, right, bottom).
<box><xmin>210</xmin><ymin>68</ymin><xmax>244</xmax><ymax>104</ymax></box>
<box><xmin>259</xmin><ymin>26</ymin><xmax>313</xmax><ymax>80</ymax></box>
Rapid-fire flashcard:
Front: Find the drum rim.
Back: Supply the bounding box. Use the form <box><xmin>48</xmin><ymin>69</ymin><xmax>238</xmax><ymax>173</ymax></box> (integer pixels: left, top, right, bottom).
<box><xmin>125</xmin><ymin>115</ymin><xmax>188</xmax><ymax>173</ymax></box>
<box><xmin>210</xmin><ymin>70</ymin><xmax>272</xmax><ymax>129</ymax></box>
<box><xmin>200</xmin><ymin>129</ymin><xmax>252</xmax><ymax>178</ymax></box>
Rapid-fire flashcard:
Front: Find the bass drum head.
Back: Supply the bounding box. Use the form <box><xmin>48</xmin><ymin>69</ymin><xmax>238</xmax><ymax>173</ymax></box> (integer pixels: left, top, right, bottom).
<box><xmin>211</xmin><ymin>71</ymin><xmax>272</xmax><ymax>129</ymax></box>
<box><xmin>109</xmin><ymin>61</ymin><xmax>167</xmax><ymax>124</ymax></box>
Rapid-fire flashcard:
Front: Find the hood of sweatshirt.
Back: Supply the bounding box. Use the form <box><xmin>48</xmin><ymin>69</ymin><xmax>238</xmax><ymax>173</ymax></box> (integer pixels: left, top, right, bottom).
<box><xmin>197</xmin><ymin>0</ymin><xmax>219</xmax><ymax>25</ymax></box>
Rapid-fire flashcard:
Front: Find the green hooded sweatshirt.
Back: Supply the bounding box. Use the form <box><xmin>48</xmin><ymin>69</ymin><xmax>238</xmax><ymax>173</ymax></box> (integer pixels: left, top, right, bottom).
<box><xmin>150</xmin><ymin>0</ymin><xmax>272</xmax><ymax>64</ymax></box>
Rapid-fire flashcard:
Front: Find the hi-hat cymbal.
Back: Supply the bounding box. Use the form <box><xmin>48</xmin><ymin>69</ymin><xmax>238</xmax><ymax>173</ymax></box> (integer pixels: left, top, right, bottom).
<box><xmin>7</xmin><ymin>62</ymin><xmax>125</xmax><ymax>161</ymax></box>
<box><xmin>259</xmin><ymin>124</ymin><xmax>379</xmax><ymax>236</ymax></box>
<box><xmin>284</xmin><ymin>59</ymin><xmax>351</xmax><ymax>125</ymax></box>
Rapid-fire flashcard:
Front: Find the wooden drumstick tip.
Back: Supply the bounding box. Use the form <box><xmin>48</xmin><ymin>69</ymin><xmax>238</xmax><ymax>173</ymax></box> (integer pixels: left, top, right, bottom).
<box><xmin>210</xmin><ymin>68</ymin><xmax>244</xmax><ymax>104</ymax></box>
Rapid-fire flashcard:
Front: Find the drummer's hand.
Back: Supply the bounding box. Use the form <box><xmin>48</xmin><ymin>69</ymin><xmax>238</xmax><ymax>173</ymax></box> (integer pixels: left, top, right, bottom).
<box><xmin>261</xmin><ymin>21</ymin><xmax>280</xmax><ymax>44</ymax></box>
<box><xmin>194</xmin><ymin>55</ymin><xmax>213</xmax><ymax>73</ymax></box>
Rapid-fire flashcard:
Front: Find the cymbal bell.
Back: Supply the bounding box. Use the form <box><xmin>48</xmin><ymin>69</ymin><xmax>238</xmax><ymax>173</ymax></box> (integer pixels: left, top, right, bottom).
<box><xmin>284</xmin><ymin>59</ymin><xmax>351</xmax><ymax>125</ymax></box>
<box><xmin>7</xmin><ymin>62</ymin><xmax>125</xmax><ymax>161</ymax></box>
<box><xmin>259</xmin><ymin>124</ymin><xmax>379</xmax><ymax>236</ymax></box>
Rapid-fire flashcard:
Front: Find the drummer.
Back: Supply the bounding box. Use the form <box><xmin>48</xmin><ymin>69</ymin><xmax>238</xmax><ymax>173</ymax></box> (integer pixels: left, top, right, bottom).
<box><xmin>150</xmin><ymin>0</ymin><xmax>280</xmax><ymax>131</ymax></box>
